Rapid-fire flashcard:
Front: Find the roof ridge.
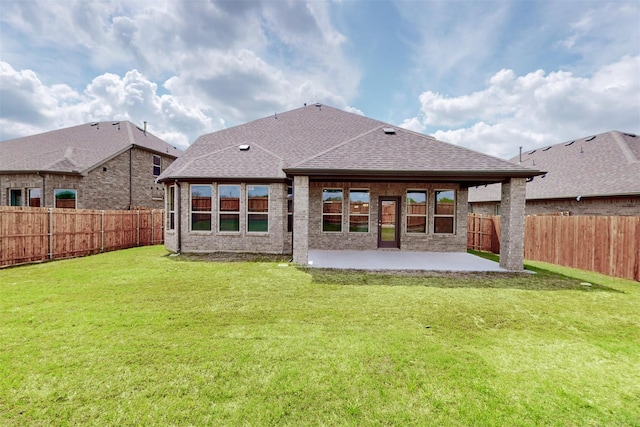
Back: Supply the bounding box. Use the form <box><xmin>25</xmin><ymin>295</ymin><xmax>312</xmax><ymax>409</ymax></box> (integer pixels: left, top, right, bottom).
<box><xmin>610</xmin><ymin>131</ymin><xmax>639</xmax><ymax>164</ymax></box>
<box><xmin>290</xmin><ymin>124</ymin><xmax>386</xmax><ymax>168</ymax></box>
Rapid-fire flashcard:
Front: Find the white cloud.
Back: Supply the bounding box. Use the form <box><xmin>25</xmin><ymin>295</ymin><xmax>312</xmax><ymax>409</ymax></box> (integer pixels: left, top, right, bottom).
<box><xmin>403</xmin><ymin>56</ymin><xmax>640</xmax><ymax>158</ymax></box>
<box><xmin>0</xmin><ymin>0</ymin><xmax>361</xmax><ymax>144</ymax></box>
<box><xmin>0</xmin><ymin>62</ymin><xmax>215</xmax><ymax>149</ymax></box>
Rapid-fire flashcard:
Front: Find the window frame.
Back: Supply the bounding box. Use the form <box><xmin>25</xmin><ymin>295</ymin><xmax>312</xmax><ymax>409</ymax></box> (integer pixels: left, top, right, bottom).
<box><xmin>190</xmin><ymin>184</ymin><xmax>213</xmax><ymax>232</ymax></box>
<box><xmin>153</xmin><ymin>155</ymin><xmax>162</xmax><ymax>177</ymax></box>
<box><xmin>166</xmin><ymin>185</ymin><xmax>176</xmax><ymax>231</ymax></box>
<box><xmin>246</xmin><ymin>184</ymin><xmax>269</xmax><ymax>233</ymax></box>
<box><xmin>287</xmin><ymin>185</ymin><xmax>293</xmax><ymax>233</ymax></box>
<box><xmin>322</xmin><ymin>188</ymin><xmax>344</xmax><ymax>233</ymax></box>
<box><xmin>348</xmin><ymin>189</ymin><xmax>370</xmax><ymax>233</ymax></box>
<box><xmin>28</xmin><ymin>188</ymin><xmax>41</xmax><ymax>207</ymax></box>
<box><xmin>218</xmin><ymin>184</ymin><xmax>241</xmax><ymax>233</ymax></box>
<box><xmin>406</xmin><ymin>190</ymin><xmax>428</xmax><ymax>234</ymax></box>
<box><xmin>54</xmin><ymin>189</ymin><xmax>77</xmax><ymax>209</ymax></box>
<box><xmin>9</xmin><ymin>189</ymin><xmax>22</xmax><ymax>206</ymax></box>
<box><xmin>434</xmin><ymin>189</ymin><xmax>456</xmax><ymax>234</ymax></box>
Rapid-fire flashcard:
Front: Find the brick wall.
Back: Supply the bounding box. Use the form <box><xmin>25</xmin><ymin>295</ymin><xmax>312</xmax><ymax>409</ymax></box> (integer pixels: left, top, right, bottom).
<box><xmin>1</xmin><ymin>148</ymin><xmax>177</xmax><ymax>210</ymax></box>
<box><xmin>308</xmin><ymin>181</ymin><xmax>467</xmax><ymax>252</ymax></box>
<box><xmin>470</xmin><ymin>195</ymin><xmax>640</xmax><ymax>216</ymax></box>
<box><xmin>172</xmin><ymin>181</ymin><xmax>291</xmax><ymax>254</ymax></box>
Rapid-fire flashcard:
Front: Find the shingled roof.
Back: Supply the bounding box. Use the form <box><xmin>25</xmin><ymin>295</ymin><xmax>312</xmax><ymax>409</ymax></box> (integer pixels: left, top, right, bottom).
<box><xmin>469</xmin><ymin>130</ymin><xmax>640</xmax><ymax>202</ymax></box>
<box><xmin>0</xmin><ymin>121</ymin><xmax>181</xmax><ymax>175</ymax></box>
<box><xmin>159</xmin><ymin>104</ymin><xmax>540</xmax><ymax>184</ymax></box>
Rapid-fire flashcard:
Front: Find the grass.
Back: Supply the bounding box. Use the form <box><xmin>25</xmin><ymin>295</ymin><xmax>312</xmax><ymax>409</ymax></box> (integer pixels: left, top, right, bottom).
<box><xmin>1</xmin><ymin>246</ymin><xmax>639</xmax><ymax>426</ymax></box>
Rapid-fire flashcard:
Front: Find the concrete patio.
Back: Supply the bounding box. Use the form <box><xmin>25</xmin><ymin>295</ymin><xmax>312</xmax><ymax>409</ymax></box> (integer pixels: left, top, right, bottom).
<box><xmin>307</xmin><ymin>250</ymin><xmax>507</xmax><ymax>272</ymax></box>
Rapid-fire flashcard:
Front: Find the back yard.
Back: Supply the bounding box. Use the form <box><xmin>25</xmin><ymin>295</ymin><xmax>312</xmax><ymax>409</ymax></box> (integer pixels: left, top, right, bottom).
<box><xmin>1</xmin><ymin>246</ymin><xmax>638</xmax><ymax>426</ymax></box>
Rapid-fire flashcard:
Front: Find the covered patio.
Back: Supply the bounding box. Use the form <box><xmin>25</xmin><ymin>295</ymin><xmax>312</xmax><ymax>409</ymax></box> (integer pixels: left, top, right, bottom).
<box><xmin>307</xmin><ymin>250</ymin><xmax>507</xmax><ymax>272</ymax></box>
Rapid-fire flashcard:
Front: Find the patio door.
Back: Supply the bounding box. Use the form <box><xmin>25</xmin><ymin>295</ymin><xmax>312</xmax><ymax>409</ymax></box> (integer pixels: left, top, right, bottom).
<box><xmin>378</xmin><ymin>197</ymin><xmax>400</xmax><ymax>248</ymax></box>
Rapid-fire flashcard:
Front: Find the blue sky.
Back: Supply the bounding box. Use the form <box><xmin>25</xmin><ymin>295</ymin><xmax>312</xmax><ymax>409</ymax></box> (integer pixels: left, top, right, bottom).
<box><xmin>1</xmin><ymin>0</ymin><xmax>639</xmax><ymax>158</ymax></box>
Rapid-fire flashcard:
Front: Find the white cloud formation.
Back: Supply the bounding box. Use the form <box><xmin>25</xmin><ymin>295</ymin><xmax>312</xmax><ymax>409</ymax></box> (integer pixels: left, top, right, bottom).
<box><xmin>0</xmin><ymin>0</ymin><xmax>362</xmax><ymax>144</ymax></box>
<box><xmin>0</xmin><ymin>62</ymin><xmax>216</xmax><ymax>148</ymax></box>
<box><xmin>401</xmin><ymin>55</ymin><xmax>640</xmax><ymax>158</ymax></box>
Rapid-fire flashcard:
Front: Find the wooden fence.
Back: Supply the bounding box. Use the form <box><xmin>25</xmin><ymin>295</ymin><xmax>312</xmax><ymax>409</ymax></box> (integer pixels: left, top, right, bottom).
<box><xmin>0</xmin><ymin>207</ymin><xmax>165</xmax><ymax>268</ymax></box>
<box><xmin>467</xmin><ymin>213</ymin><xmax>640</xmax><ymax>281</ymax></box>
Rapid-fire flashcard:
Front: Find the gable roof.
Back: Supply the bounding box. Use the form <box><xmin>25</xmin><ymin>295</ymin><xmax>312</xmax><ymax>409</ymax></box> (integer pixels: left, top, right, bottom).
<box><xmin>0</xmin><ymin>121</ymin><xmax>182</xmax><ymax>175</ymax></box>
<box><xmin>469</xmin><ymin>130</ymin><xmax>640</xmax><ymax>202</ymax></box>
<box><xmin>159</xmin><ymin>104</ymin><xmax>540</xmax><ymax>184</ymax></box>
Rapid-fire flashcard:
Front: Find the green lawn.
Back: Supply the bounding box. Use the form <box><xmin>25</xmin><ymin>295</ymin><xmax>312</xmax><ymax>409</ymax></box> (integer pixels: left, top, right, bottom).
<box><xmin>1</xmin><ymin>246</ymin><xmax>639</xmax><ymax>426</ymax></box>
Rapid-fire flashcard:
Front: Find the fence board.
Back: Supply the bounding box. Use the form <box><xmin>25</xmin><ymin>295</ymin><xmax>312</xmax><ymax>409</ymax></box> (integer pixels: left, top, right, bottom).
<box><xmin>0</xmin><ymin>207</ymin><xmax>164</xmax><ymax>268</ymax></box>
<box><xmin>469</xmin><ymin>214</ymin><xmax>640</xmax><ymax>281</ymax></box>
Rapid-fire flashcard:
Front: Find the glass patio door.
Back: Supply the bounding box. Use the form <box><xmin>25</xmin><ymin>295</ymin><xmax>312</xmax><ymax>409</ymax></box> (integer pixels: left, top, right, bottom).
<box><xmin>378</xmin><ymin>197</ymin><xmax>400</xmax><ymax>248</ymax></box>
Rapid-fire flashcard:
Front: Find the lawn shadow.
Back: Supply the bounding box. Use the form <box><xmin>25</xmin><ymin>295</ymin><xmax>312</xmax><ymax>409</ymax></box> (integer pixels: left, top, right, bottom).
<box><xmin>302</xmin><ymin>267</ymin><xmax>622</xmax><ymax>292</ymax></box>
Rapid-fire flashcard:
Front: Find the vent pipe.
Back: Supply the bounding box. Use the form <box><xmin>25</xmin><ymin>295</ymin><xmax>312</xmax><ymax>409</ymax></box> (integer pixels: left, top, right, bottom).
<box><xmin>519</xmin><ymin>146</ymin><xmax>522</xmax><ymax>163</ymax></box>
<box><xmin>144</xmin><ymin>121</ymin><xmax>147</xmax><ymax>135</ymax></box>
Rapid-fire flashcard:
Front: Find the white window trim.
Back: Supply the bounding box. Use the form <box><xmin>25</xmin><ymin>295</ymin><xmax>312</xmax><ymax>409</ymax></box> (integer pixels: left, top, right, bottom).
<box><xmin>190</xmin><ymin>184</ymin><xmax>213</xmax><ymax>233</ymax></box>
<box><xmin>218</xmin><ymin>184</ymin><xmax>241</xmax><ymax>234</ymax></box>
<box><xmin>246</xmin><ymin>184</ymin><xmax>270</xmax><ymax>234</ymax></box>
<box><xmin>153</xmin><ymin>155</ymin><xmax>162</xmax><ymax>177</ymax></box>
<box><xmin>166</xmin><ymin>185</ymin><xmax>176</xmax><ymax>231</ymax></box>
<box><xmin>54</xmin><ymin>189</ymin><xmax>77</xmax><ymax>209</ymax></box>
<box><xmin>433</xmin><ymin>189</ymin><xmax>456</xmax><ymax>234</ymax></box>
<box><xmin>348</xmin><ymin>189</ymin><xmax>370</xmax><ymax>233</ymax></box>
<box><xmin>406</xmin><ymin>189</ymin><xmax>428</xmax><ymax>234</ymax></box>
<box><xmin>322</xmin><ymin>188</ymin><xmax>344</xmax><ymax>233</ymax></box>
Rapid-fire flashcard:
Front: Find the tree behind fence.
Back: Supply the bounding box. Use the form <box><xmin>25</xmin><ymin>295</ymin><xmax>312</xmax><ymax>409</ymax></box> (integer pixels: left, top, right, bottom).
<box><xmin>0</xmin><ymin>207</ymin><xmax>165</xmax><ymax>268</ymax></box>
<box><xmin>467</xmin><ymin>213</ymin><xmax>640</xmax><ymax>281</ymax></box>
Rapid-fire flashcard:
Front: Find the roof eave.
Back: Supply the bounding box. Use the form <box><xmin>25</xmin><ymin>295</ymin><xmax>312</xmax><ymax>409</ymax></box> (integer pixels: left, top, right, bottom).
<box><xmin>283</xmin><ymin>168</ymin><xmax>544</xmax><ymax>181</ymax></box>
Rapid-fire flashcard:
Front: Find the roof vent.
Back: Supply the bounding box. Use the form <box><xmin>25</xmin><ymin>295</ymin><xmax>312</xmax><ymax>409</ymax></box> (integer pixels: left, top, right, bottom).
<box><xmin>585</xmin><ymin>136</ymin><xmax>596</xmax><ymax>141</ymax></box>
<box><xmin>565</xmin><ymin>140</ymin><xmax>575</xmax><ymax>146</ymax></box>
<box><xmin>623</xmin><ymin>133</ymin><xmax>637</xmax><ymax>137</ymax></box>
<box><xmin>383</xmin><ymin>127</ymin><xmax>396</xmax><ymax>134</ymax></box>
<box><xmin>239</xmin><ymin>144</ymin><xmax>250</xmax><ymax>151</ymax></box>
<box><xmin>528</xmin><ymin>149</ymin><xmax>536</xmax><ymax>154</ymax></box>
<box><xmin>542</xmin><ymin>146</ymin><xmax>551</xmax><ymax>151</ymax></box>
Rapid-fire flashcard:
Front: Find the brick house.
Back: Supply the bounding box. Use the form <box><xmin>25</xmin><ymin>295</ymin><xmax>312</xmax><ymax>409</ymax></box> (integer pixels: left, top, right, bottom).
<box><xmin>158</xmin><ymin>105</ymin><xmax>540</xmax><ymax>270</ymax></box>
<box><xmin>0</xmin><ymin>121</ymin><xmax>181</xmax><ymax>210</ymax></box>
<box><xmin>468</xmin><ymin>131</ymin><xmax>640</xmax><ymax>216</ymax></box>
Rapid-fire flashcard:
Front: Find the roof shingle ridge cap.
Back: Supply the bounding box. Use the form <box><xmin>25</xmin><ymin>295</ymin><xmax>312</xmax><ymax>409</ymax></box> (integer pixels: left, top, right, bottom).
<box><xmin>610</xmin><ymin>130</ymin><xmax>639</xmax><ymax>163</ymax></box>
<box><xmin>289</xmin><ymin>124</ymin><xmax>386</xmax><ymax>168</ymax></box>
<box><xmin>247</xmin><ymin>141</ymin><xmax>286</xmax><ymax>162</ymax></box>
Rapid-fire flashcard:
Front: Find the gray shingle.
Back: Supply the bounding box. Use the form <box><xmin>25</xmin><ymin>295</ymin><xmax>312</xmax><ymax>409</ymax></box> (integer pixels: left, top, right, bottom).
<box><xmin>468</xmin><ymin>130</ymin><xmax>640</xmax><ymax>202</ymax></box>
<box><xmin>0</xmin><ymin>121</ymin><xmax>181</xmax><ymax>174</ymax></box>
<box><xmin>160</xmin><ymin>105</ymin><xmax>540</xmax><ymax>182</ymax></box>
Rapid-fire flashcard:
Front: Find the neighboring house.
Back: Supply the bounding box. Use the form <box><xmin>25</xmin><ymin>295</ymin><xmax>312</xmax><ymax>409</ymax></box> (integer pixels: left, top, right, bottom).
<box><xmin>157</xmin><ymin>104</ymin><xmax>541</xmax><ymax>270</ymax></box>
<box><xmin>0</xmin><ymin>121</ymin><xmax>181</xmax><ymax>210</ymax></box>
<box><xmin>468</xmin><ymin>131</ymin><xmax>640</xmax><ymax>216</ymax></box>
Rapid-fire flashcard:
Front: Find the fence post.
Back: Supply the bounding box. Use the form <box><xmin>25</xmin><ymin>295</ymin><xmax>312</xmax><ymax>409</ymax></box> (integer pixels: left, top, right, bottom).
<box><xmin>151</xmin><ymin>210</ymin><xmax>155</xmax><ymax>245</ymax></box>
<box><xmin>137</xmin><ymin>210</ymin><xmax>140</xmax><ymax>246</ymax></box>
<box><xmin>48</xmin><ymin>208</ymin><xmax>53</xmax><ymax>260</ymax></box>
<box><xmin>101</xmin><ymin>210</ymin><xmax>104</xmax><ymax>253</ymax></box>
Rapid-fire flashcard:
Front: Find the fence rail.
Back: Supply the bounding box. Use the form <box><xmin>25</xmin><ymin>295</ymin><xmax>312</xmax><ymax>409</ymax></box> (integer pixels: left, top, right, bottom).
<box><xmin>467</xmin><ymin>213</ymin><xmax>640</xmax><ymax>281</ymax></box>
<box><xmin>0</xmin><ymin>207</ymin><xmax>164</xmax><ymax>268</ymax></box>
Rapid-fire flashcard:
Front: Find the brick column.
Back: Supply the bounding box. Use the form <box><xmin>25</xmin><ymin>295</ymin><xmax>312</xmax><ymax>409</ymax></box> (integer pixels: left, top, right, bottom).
<box><xmin>293</xmin><ymin>175</ymin><xmax>309</xmax><ymax>265</ymax></box>
<box><xmin>499</xmin><ymin>178</ymin><xmax>526</xmax><ymax>270</ymax></box>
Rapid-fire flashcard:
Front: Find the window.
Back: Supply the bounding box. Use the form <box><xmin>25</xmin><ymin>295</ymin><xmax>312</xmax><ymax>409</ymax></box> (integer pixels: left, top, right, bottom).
<box><xmin>55</xmin><ymin>189</ymin><xmax>77</xmax><ymax>209</ymax></box>
<box><xmin>247</xmin><ymin>185</ymin><xmax>269</xmax><ymax>232</ymax></box>
<box><xmin>191</xmin><ymin>185</ymin><xmax>212</xmax><ymax>231</ymax></box>
<box><xmin>349</xmin><ymin>190</ymin><xmax>369</xmax><ymax>232</ymax></box>
<box><xmin>434</xmin><ymin>190</ymin><xmax>455</xmax><ymax>233</ymax></box>
<box><xmin>219</xmin><ymin>185</ymin><xmax>240</xmax><ymax>232</ymax></box>
<box><xmin>406</xmin><ymin>191</ymin><xmax>427</xmax><ymax>233</ymax></box>
<box><xmin>28</xmin><ymin>188</ymin><xmax>41</xmax><ymax>207</ymax></box>
<box><xmin>167</xmin><ymin>186</ymin><xmax>175</xmax><ymax>230</ymax></box>
<box><xmin>9</xmin><ymin>189</ymin><xmax>22</xmax><ymax>206</ymax></box>
<box><xmin>153</xmin><ymin>155</ymin><xmax>162</xmax><ymax>176</ymax></box>
<box><xmin>322</xmin><ymin>189</ymin><xmax>343</xmax><ymax>232</ymax></box>
<box><xmin>287</xmin><ymin>185</ymin><xmax>293</xmax><ymax>233</ymax></box>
